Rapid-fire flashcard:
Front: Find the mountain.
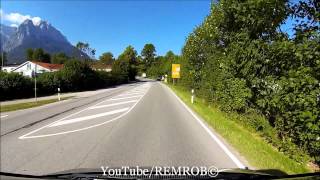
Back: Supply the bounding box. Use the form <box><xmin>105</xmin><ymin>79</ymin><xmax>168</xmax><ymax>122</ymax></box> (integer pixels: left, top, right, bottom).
<box><xmin>1</xmin><ymin>20</ymin><xmax>87</xmax><ymax>64</ymax></box>
<box><xmin>0</xmin><ymin>25</ymin><xmax>17</xmax><ymax>51</ymax></box>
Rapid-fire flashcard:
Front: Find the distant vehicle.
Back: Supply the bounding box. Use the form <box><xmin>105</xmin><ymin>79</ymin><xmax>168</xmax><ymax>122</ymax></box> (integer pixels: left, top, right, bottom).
<box><xmin>156</xmin><ymin>76</ymin><xmax>162</xmax><ymax>81</ymax></box>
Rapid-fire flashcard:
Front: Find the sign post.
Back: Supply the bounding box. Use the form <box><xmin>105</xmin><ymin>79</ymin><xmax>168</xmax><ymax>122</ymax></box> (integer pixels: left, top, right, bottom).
<box><xmin>171</xmin><ymin>64</ymin><xmax>180</xmax><ymax>85</ymax></box>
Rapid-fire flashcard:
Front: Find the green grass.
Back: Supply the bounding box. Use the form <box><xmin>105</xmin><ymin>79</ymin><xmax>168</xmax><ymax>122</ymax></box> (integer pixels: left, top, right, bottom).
<box><xmin>167</xmin><ymin>84</ymin><xmax>311</xmax><ymax>174</ymax></box>
<box><xmin>1</xmin><ymin>97</ymin><xmax>72</xmax><ymax>113</ymax></box>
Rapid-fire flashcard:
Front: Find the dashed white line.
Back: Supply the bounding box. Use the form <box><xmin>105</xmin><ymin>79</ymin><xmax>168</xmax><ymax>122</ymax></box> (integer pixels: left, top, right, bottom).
<box><xmin>49</xmin><ymin>107</ymin><xmax>129</xmax><ymax>127</ymax></box>
<box><xmin>88</xmin><ymin>100</ymin><xmax>137</xmax><ymax>110</ymax></box>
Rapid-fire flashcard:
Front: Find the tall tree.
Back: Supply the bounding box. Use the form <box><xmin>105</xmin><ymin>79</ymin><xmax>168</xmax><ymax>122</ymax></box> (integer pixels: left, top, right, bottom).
<box><xmin>32</xmin><ymin>48</ymin><xmax>51</xmax><ymax>63</ymax></box>
<box><xmin>99</xmin><ymin>52</ymin><xmax>114</xmax><ymax>65</ymax></box>
<box><xmin>116</xmin><ymin>45</ymin><xmax>138</xmax><ymax>81</ymax></box>
<box><xmin>165</xmin><ymin>50</ymin><xmax>175</xmax><ymax>60</ymax></box>
<box><xmin>0</xmin><ymin>52</ymin><xmax>7</xmax><ymax>68</ymax></box>
<box><xmin>26</xmin><ymin>48</ymin><xmax>34</xmax><ymax>61</ymax></box>
<box><xmin>51</xmin><ymin>53</ymin><xmax>69</xmax><ymax>64</ymax></box>
<box><xmin>141</xmin><ymin>43</ymin><xmax>156</xmax><ymax>68</ymax></box>
<box><xmin>118</xmin><ymin>45</ymin><xmax>138</xmax><ymax>64</ymax></box>
<box><xmin>32</xmin><ymin>48</ymin><xmax>44</xmax><ymax>61</ymax></box>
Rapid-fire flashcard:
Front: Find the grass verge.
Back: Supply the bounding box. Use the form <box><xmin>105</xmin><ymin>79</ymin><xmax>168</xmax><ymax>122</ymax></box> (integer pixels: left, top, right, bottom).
<box><xmin>167</xmin><ymin>84</ymin><xmax>311</xmax><ymax>174</ymax></box>
<box><xmin>1</xmin><ymin>97</ymin><xmax>72</xmax><ymax>113</ymax></box>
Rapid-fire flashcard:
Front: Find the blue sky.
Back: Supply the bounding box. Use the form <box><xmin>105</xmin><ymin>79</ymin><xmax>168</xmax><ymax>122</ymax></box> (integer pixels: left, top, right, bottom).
<box><xmin>1</xmin><ymin>0</ymin><xmax>211</xmax><ymax>58</ymax></box>
<box><xmin>1</xmin><ymin>0</ymin><xmax>295</xmax><ymax>58</ymax></box>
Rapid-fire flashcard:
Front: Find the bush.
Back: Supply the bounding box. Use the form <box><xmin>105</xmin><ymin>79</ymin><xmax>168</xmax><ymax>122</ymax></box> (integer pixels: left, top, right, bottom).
<box><xmin>37</xmin><ymin>71</ymin><xmax>62</xmax><ymax>95</ymax></box>
<box><xmin>1</xmin><ymin>60</ymin><xmax>131</xmax><ymax>101</ymax></box>
<box><xmin>0</xmin><ymin>72</ymin><xmax>33</xmax><ymax>100</ymax></box>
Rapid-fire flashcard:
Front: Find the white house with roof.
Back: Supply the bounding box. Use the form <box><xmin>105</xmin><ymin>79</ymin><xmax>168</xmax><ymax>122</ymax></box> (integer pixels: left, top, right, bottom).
<box><xmin>8</xmin><ymin>61</ymin><xmax>63</xmax><ymax>77</ymax></box>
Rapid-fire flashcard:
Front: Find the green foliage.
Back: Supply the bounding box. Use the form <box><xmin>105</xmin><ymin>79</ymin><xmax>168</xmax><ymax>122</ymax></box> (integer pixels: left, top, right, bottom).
<box><xmin>51</xmin><ymin>53</ymin><xmax>69</xmax><ymax>64</ymax></box>
<box><xmin>99</xmin><ymin>52</ymin><xmax>114</xmax><ymax>65</ymax></box>
<box><xmin>111</xmin><ymin>59</ymin><xmax>130</xmax><ymax>83</ymax></box>
<box><xmin>0</xmin><ymin>52</ymin><xmax>8</xmax><ymax>67</ymax></box>
<box><xmin>0</xmin><ymin>71</ymin><xmax>33</xmax><ymax>100</ymax></box>
<box><xmin>25</xmin><ymin>48</ymin><xmax>51</xmax><ymax>63</ymax></box>
<box><xmin>145</xmin><ymin>51</ymin><xmax>181</xmax><ymax>80</ymax></box>
<box><xmin>145</xmin><ymin>0</ymin><xmax>319</xmax><ymax>167</ymax></box>
<box><xmin>26</xmin><ymin>48</ymin><xmax>34</xmax><ymax>61</ymax></box>
<box><xmin>116</xmin><ymin>45</ymin><xmax>138</xmax><ymax>81</ymax></box>
<box><xmin>141</xmin><ymin>43</ymin><xmax>156</xmax><ymax>69</ymax></box>
<box><xmin>1</xmin><ymin>59</ymin><xmax>130</xmax><ymax>101</ymax></box>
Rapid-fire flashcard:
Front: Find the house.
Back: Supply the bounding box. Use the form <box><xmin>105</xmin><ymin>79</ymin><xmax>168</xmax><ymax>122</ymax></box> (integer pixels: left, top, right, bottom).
<box><xmin>11</xmin><ymin>61</ymin><xmax>63</xmax><ymax>77</ymax></box>
<box><xmin>90</xmin><ymin>63</ymin><xmax>112</xmax><ymax>72</ymax></box>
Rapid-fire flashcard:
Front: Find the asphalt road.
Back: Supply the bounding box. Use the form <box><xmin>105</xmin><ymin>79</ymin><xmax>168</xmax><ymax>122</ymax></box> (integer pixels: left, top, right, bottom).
<box><xmin>0</xmin><ymin>81</ymin><xmax>246</xmax><ymax>175</ymax></box>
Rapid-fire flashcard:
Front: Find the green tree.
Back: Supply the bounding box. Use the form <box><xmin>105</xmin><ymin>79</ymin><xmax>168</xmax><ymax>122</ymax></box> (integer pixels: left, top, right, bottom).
<box><xmin>116</xmin><ymin>45</ymin><xmax>138</xmax><ymax>81</ymax></box>
<box><xmin>26</xmin><ymin>48</ymin><xmax>34</xmax><ymax>61</ymax></box>
<box><xmin>51</xmin><ymin>53</ymin><xmax>69</xmax><ymax>64</ymax></box>
<box><xmin>42</xmin><ymin>53</ymin><xmax>51</xmax><ymax>63</ymax></box>
<box><xmin>290</xmin><ymin>0</ymin><xmax>319</xmax><ymax>35</ymax></box>
<box><xmin>99</xmin><ymin>52</ymin><xmax>114</xmax><ymax>65</ymax></box>
<box><xmin>141</xmin><ymin>43</ymin><xmax>156</xmax><ymax>68</ymax></box>
<box><xmin>30</xmin><ymin>48</ymin><xmax>51</xmax><ymax>63</ymax></box>
<box><xmin>32</xmin><ymin>48</ymin><xmax>44</xmax><ymax>61</ymax></box>
<box><xmin>0</xmin><ymin>52</ymin><xmax>7</xmax><ymax>68</ymax></box>
<box><xmin>179</xmin><ymin>0</ymin><xmax>320</xmax><ymax>164</ymax></box>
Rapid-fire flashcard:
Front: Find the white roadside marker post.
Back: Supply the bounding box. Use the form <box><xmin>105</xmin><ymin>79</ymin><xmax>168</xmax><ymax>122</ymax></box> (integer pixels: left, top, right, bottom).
<box><xmin>191</xmin><ymin>89</ymin><xmax>194</xmax><ymax>104</ymax></box>
<box><xmin>34</xmin><ymin>64</ymin><xmax>37</xmax><ymax>103</ymax></box>
<box><xmin>57</xmin><ymin>88</ymin><xmax>61</xmax><ymax>101</ymax></box>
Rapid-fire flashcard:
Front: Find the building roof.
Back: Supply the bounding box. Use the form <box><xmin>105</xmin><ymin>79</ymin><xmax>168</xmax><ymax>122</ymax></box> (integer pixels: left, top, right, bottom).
<box><xmin>31</xmin><ymin>61</ymin><xmax>64</xmax><ymax>70</ymax></box>
<box><xmin>12</xmin><ymin>61</ymin><xmax>64</xmax><ymax>72</ymax></box>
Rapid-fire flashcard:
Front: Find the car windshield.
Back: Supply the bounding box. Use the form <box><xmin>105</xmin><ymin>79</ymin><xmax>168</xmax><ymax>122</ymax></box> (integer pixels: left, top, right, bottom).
<box><xmin>0</xmin><ymin>0</ymin><xmax>319</xmax><ymax>179</ymax></box>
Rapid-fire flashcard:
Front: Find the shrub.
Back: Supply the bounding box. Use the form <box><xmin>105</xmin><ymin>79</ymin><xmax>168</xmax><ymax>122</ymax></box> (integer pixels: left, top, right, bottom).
<box><xmin>0</xmin><ymin>72</ymin><xmax>33</xmax><ymax>100</ymax></box>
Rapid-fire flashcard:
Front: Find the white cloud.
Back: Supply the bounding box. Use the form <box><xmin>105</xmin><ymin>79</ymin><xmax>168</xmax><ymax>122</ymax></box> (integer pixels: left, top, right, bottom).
<box><xmin>0</xmin><ymin>9</ymin><xmax>42</xmax><ymax>26</ymax></box>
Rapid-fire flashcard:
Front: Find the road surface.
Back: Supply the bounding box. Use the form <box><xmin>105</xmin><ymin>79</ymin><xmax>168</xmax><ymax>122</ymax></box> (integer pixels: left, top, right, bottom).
<box><xmin>0</xmin><ymin>81</ymin><xmax>246</xmax><ymax>175</ymax></box>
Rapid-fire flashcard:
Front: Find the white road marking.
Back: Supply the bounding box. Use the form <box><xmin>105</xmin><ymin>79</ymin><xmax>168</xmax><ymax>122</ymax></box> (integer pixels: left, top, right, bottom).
<box><xmin>116</xmin><ymin>92</ymin><xmax>144</xmax><ymax>97</ymax></box>
<box><xmin>1</xmin><ymin>115</ymin><xmax>8</xmax><ymax>118</ymax></box>
<box><xmin>19</xmin><ymin>83</ymin><xmax>151</xmax><ymax>139</ymax></box>
<box><xmin>50</xmin><ymin>108</ymin><xmax>129</xmax><ymax>127</ymax></box>
<box><xmin>88</xmin><ymin>100</ymin><xmax>137</xmax><ymax>110</ymax></box>
<box><xmin>163</xmin><ymin>83</ymin><xmax>246</xmax><ymax>169</ymax></box>
<box><xmin>109</xmin><ymin>95</ymin><xmax>142</xmax><ymax>101</ymax></box>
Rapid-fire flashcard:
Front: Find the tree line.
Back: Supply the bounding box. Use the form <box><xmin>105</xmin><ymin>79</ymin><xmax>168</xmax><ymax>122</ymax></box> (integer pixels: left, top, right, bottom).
<box><xmin>143</xmin><ymin>0</ymin><xmax>320</xmax><ymax>167</ymax></box>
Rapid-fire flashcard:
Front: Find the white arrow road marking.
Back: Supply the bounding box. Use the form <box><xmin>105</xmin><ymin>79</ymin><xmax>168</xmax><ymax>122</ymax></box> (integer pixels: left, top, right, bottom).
<box><xmin>49</xmin><ymin>107</ymin><xmax>129</xmax><ymax>127</ymax></box>
<box><xmin>109</xmin><ymin>95</ymin><xmax>142</xmax><ymax>101</ymax></box>
<box><xmin>88</xmin><ymin>100</ymin><xmax>137</xmax><ymax>110</ymax></box>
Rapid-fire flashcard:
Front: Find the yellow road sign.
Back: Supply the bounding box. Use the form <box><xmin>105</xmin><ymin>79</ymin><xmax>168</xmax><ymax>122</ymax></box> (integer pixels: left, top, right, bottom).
<box><xmin>172</xmin><ymin>64</ymin><xmax>180</xmax><ymax>79</ymax></box>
